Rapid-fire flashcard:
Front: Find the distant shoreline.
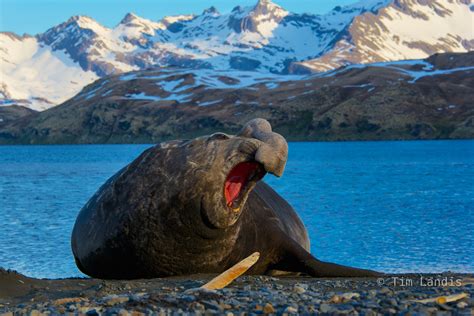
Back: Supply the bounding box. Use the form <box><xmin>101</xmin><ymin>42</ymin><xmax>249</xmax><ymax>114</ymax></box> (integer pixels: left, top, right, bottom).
<box><xmin>0</xmin><ymin>137</ymin><xmax>473</xmax><ymax>146</ymax></box>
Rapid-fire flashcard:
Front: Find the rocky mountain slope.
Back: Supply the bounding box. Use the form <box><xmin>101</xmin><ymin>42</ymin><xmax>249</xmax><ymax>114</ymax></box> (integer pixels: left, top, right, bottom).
<box><xmin>0</xmin><ymin>105</ymin><xmax>36</xmax><ymax>125</ymax></box>
<box><xmin>1</xmin><ymin>51</ymin><xmax>472</xmax><ymax>144</ymax></box>
<box><xmin>1</xmin><ymin>0</ymin><xmax>472</xmax><ymax>110</ymax></box>
<box><xmin>291</xmin><ymin>0</ymin><xmax>474</xmax><ymax>73</ymax></box>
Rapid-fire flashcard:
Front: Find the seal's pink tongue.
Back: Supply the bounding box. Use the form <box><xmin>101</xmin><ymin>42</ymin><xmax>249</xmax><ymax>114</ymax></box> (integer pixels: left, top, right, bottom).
<box><xmin>224</xmin><ymin>162</ymin><xmax>262</xmax><ymax>207</ymax></box>
<box><xmin>225</xmin><ymin>177</ymin><xmax>243</xmax><ymax>206</ymax></box>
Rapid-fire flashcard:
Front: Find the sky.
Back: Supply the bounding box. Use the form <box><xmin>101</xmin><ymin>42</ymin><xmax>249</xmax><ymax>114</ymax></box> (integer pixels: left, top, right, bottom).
<box><xmin>0</xmin><ymin>0</ymin><xmax>357</xmax><ymax>35</ymax></box>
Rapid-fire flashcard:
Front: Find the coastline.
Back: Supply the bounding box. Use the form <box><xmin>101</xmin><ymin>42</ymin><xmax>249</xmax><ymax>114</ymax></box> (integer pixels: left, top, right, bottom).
<box><xmin>1</xmin><ymin>136</ymin><xmax>473</xmax><ymax>146</ymax></box>
<box><xmin>1</xmin><ymin>269</ymin><xmax>473</xmax><ymax>315</ymax></box>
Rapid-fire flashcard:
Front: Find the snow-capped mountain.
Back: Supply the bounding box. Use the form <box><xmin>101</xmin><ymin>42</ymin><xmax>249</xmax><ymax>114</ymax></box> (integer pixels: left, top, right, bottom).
<box><xmin>1</xmin><ymin>51</ymin><xmax>472</xmax><ymax>144</ymax></box>
<box><xmin>0</xmin><ymin>32</ymin><xmax>99</xmax><ymax>110</ymax></box>
<box><xmin>291</xmin><ymin>0</ymin><xmax>474</xmax><ymax>73</ymax></box>
<box><xmin>1</xmin><ymin>0</ymin><xmax>473</xmax><ymax>110</ymax></box>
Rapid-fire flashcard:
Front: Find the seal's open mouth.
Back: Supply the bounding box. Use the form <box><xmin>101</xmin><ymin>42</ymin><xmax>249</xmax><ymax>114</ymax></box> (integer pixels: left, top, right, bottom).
<box><xmin>224</xmin><ymin>162</ymin><xmax>265</xmax><ymax>210</ymax></box>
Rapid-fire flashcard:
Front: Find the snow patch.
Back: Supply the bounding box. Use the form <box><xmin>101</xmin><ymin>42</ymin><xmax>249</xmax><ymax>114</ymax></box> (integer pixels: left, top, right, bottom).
<box><xmin>198</xmin><ymin>99</ymin><xmax>223</xmax><ymax>106</ymax></box>
<box><xmin>123</xmin><ymin>91</ymin><xmax>193</xmax><ymax>103</ymax></box>
<box><xmin>124</xmin><ymin>92</ymin><xmax>161</xmax><ymax>101</ymax></box>
<box><xmin>404</xmin><ymin>66</ymin><xmax>474</xmax><ymax>83</ymax></box>
<box><xmin>265</xmin><ymin>82</ymin><xmax>279</xmax><ymax>89</ymax></box>
<box><xmin>0</xmin><ymin>34</ymin><xmax>98</xmax><ymax>111</ymax></box>
<box><xmin>159</xmin><ymin>78</ymin><xmax>185</xmax><ymax>92</ymax></box>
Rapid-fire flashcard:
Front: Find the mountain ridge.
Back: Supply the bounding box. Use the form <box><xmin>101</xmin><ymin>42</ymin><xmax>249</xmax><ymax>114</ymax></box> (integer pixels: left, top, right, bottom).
<box><xmin>1</xmin><ymin>0</ymin><xmax>472</xmax><ymax>110</ymax></box>
<box><xmin>1</xmin><ymin>51</ymin><xmax>472</xmax><ymax>144</ymax></box>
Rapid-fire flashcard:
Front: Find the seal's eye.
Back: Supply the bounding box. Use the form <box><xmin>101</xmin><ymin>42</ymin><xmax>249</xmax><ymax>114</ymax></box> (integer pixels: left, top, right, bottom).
<box><xmin>208</xmin><ymin>133</ymin><xmax>230</xmax><ymax>141</ymax></box>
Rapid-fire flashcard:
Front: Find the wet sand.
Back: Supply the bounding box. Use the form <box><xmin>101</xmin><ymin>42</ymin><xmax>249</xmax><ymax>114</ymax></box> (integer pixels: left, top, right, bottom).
<box><xmin>1</xmin><ymin>268</ymin><xmax>473</xmax><ymax>315</ymax></box>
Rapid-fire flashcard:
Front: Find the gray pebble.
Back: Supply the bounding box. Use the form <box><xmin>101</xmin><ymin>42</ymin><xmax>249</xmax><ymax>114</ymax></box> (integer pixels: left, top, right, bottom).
<box><xmin>319</xmin><ymin>303</ymin><xmax>333</xmax><ymax>313</ymax></box>
<box><xmin>379</xmin><ymin>287</ymin><xmax>391</xmax><ymax>294</ymax></box>
<box><xmin>180</xmin><ymin>295</ymin><xmax>196</xmax><ymax>303</ymax></box>
<box><xmin>201</xmin><ymin>300</ymin><xmax>221</xmax><ymax>311</ymax></box>
<box><xmin>456</xmin><ymin>301</ymin><xmax>468</xmax><ymax>308</ymax></box>
<box><xmin>293</xmin><ymin>285</ymin><xmax>306</xmax><ymax>294</ymax></box>
<box><xmin>86</xmin><ymin>309</ymin><xmax>100</xmax><ymax>316</ymax></box>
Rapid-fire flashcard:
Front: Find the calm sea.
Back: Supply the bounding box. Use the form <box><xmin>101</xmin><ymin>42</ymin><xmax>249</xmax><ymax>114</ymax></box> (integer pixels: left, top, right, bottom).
<box><xmin>0</xmin><ymin>141</ymin><xmax>473</xmax><ymax>278</ymax></box>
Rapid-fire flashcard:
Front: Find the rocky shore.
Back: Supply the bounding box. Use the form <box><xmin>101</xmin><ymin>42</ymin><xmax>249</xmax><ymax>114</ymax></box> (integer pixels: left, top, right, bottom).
<box><xmin>1</xmin><ymin>269</ymin><xmax>473</xmax><ymax>315</ymax></box>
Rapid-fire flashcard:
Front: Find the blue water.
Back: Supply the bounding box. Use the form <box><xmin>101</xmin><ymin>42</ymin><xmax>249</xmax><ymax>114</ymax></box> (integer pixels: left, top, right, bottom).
<box><xmin>0</xmin><ymin>141</ymin><xmax>473</xmax><ymax>278</ymax></box>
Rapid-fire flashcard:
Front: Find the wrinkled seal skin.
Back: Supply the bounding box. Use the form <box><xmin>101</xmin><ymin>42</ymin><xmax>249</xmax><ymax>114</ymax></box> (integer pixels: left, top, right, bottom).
<box><xmin>72</xmin><ymin>119</ymin><xmax>381</xmax><ymax>279</ymax></box>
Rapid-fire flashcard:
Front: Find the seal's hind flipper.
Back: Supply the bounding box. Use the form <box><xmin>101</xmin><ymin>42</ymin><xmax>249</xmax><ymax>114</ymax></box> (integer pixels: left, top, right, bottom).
<box><xmin>273</xmin><ymin>236</ymin><xmax>382</xmax><ymax>277</ymax></box>
<box><xmin>300</xmin><ymin>257</ymin><xmax>382</xmax><ymax>277</ymax></box>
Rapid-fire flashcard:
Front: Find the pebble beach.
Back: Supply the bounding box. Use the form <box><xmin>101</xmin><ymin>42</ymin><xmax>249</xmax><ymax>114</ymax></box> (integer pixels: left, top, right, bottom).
<box><xmin>1</xmin><ymin>269</ymin><xmax>473</xmax><ymax>315</ymax></box>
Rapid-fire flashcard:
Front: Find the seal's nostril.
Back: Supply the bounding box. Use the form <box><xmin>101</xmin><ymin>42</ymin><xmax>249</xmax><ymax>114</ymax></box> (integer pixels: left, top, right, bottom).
<box><xmin>237</xmin><ymin>141</ymin><xmax>259</xmax><ymax>155</ymax></box>
<box><xmin>236</xmin><ymin>118</ymin><xmax>288</xmax><ymax>177</ymax></box>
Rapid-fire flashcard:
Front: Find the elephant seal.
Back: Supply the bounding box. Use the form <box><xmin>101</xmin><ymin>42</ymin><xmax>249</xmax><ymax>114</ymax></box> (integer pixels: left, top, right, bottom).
<box><xmin>71</xmin><ymin>118</ymin><xmax>380</xmax><ymax>279</ymax></box>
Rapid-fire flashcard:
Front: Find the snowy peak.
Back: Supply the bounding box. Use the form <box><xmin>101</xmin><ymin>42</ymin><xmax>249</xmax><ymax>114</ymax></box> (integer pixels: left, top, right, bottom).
<box><xmin>2</xmin><ymin>0</ymin><xmax>474</xmax><ymax>110</ymax></box>
<box><xmin>118</xmin><ymin>12</ymin><xmax>161</xmax><ymax>30</ymax></box>
<box><xmin>390</xmin><ymin>0</ymin><xmax>469</xmax><ymax>14</ymax></box>
<box><xmin>318</xmin><ymin>0</ymin><xmax>390</xmax><ymax>30</ymax></box>
<box><xmin>289</xmin><ymin>0</ymin><xmax>474</xmax><ymax>73</ymax></box>
<box><xmin>0</xmin><ymin>31</ymin><xmax>98</xmax><ymax>110</ymax></box>
<box><xmin>351</xmin><ymin>0</ymin><xmax>474</xmax><ymax>55</ymax></box>
<box><xmin>334</xmin><ymin>0</ymin><xmax>391</xmax><ymax>13</ymax></box>
<box><xmin>227</xmin><ymin>0</ymin><xmax>288</xmax><ymax>34</ymax></box>
<box><xmin>202</xmin><ymin>6</ymin><xmax>220</xmax><ymax>16</ymax></box>
<box><xmin>62</xmin><ymin>15</ymin><xmax>107</xmax><ymax>34</ymax></box>
<box><xmin>159</xmin><ymin>14</ymin><xmax>195</xmax><ymax>27</ymax></box>
<box><xmin>251</xmin><ymin>0</ymin><xmax>287</xmax><ymax>17</ymax></box>
<box><xmin>115</xmin><ymin>12</ymin><xmax>164</xmax><ymax>37</ymax></box>
<box><xmin>40</xmin><ymin>15</ymin><xmax>103</xmax><ymax>50</ymax></box>
<box><xmin>119</xmin><ymin>12</ymin><xmax>141</xmax><ymax>25</ymax></box>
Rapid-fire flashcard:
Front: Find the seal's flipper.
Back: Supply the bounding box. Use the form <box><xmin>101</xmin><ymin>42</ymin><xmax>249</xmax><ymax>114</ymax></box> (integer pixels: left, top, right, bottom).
<box><xmin>273</xmin><ymin>236</ymin><xmax>382</xmax><ymax>277</ymax></box>
<box><xmin>300</xmin><ymin>257</ymin><xmax>382</xmax><ymax>277</ymax></box>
